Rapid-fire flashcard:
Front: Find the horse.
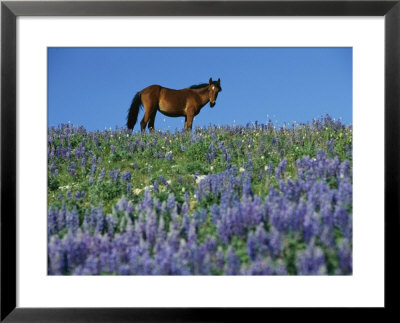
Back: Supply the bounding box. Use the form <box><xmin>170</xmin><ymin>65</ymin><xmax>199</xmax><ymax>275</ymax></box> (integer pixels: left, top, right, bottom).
<box><xmin>126</xmin><ymin>78</ymin><xmax>222</xmax><ymax>132</ymax></box>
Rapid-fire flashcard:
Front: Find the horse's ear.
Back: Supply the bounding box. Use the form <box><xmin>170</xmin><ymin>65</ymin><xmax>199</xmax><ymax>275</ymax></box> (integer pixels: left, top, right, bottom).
<box><xmin>217</xmin><ymin>78</ymin><xmax>220</xmax><ymax>85</ymax></box>
<box><xmin>209</xmin><ymin>77</ymin><xmax>213</xmax><ymax>84</ymax></box>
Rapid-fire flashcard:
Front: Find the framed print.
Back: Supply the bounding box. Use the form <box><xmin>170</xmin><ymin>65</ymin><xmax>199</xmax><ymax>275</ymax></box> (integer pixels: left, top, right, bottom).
<box><xmin>1</xmin><ymin>0</ymin><xmax>399</xmax><ymax>321</ymax></box>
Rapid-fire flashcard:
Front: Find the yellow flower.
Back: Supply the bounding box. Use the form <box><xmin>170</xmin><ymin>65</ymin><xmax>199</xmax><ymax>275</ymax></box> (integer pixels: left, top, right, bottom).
<box><xmin>110</xmin><ymin>134</ymin><xmax>114</xmax><ymax>138</ymax></box>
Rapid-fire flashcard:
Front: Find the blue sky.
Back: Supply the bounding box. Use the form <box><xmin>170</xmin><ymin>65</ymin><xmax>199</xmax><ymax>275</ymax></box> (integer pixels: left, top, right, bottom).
<box><xmin>48</xmin><ymin>48</ymin><xmax>352</xmax><ymax>132</ymax></box>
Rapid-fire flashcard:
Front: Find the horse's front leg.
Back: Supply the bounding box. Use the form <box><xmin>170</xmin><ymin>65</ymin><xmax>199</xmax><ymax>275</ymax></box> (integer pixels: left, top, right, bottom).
<box><xmin>185</xmin><ymin>113</ymin><xmax>194</xmax><ymax>131</ymax></box>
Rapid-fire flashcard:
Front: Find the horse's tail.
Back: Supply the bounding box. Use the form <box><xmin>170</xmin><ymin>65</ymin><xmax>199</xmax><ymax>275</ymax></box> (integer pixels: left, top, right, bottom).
<box><xmin>127</xmin><ymin>92</ymin><xmax>142</xmax><ymax>130</ymax></box>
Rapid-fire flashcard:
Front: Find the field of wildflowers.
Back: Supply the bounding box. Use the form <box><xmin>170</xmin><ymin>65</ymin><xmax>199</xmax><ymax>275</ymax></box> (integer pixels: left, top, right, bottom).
<box><xmin>48</xmin><ymin>115</ymin><xmax>352</xmax><ymax>275</ymax></box>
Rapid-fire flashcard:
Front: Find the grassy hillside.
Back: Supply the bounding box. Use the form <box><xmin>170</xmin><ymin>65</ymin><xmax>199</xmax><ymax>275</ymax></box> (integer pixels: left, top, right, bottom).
<box><xmin>47</xmin><ymin>115</ymin><xmax>352</xmax><ymax>275</ymax></box>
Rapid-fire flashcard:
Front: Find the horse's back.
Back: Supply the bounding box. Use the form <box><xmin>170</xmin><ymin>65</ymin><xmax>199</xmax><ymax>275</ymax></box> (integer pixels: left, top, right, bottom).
<box><xmin>141</xmin><ymin>84</ymin><xmax>162</xmax><ymax>95</ymax></box>
<box><xmin>142</xmin><ymin>85</ymin><xmax>193</xmax><ymax>98</ymax></box>
<box><xmin>139</xmin><ymin>85</ymin><xmax>162</xmax><ymax>106</ymax></box>
<box><xmin>140</xmin><ymin>85</ymin><xmax>197</xmax><ymax>113</ymax></box>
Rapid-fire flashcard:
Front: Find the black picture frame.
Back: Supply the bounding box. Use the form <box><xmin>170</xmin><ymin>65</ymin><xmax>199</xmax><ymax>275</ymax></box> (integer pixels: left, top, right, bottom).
<box><xmin>1</xmin><ymin>0</ymin><xmax>399</xmax><ymax>321</ymax></box>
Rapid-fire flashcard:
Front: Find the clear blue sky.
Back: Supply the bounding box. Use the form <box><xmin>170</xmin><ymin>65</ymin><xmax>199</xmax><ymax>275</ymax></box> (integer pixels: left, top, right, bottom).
<box><xmin>48</xmin><ymin>48</ymin><xmax>352</xmax><ymax>132</ymax></box>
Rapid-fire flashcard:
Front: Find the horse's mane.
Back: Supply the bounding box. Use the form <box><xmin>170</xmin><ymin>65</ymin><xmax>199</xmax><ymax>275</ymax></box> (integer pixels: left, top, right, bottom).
<box><xmin>189</xmin><ymin>81</ymin><xmax>221</xmax><ymax>90</ymax></box>
<box><xmin>188</xmin><ymin>83</ymin><xmax>209</xmax><ymax>89</ymax></box>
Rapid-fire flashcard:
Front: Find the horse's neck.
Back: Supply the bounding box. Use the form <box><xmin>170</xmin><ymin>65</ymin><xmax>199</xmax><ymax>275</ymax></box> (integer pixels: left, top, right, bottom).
<box><xmin>193</xmin><ymin>87</ymin><xmax>209</xmax><ymax>106</ymax></box>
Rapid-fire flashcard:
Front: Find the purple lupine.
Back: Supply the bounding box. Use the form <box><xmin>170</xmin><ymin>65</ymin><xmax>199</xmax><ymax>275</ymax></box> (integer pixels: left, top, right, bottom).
<box><xmin>159</xmin><ymin>175</ymin><xmax>168</xmax><ymax>186</ymax></box>
<box><xmin>187</xmin><ymin>220</ymin><xmax>197</xmax><ymax>246</ymax></box>
<box><xmin>67</xmin><ymin>162</ymin><xmax>76</xmax><ymax>176</ymax></box>
<box><xmin>166</xmin><ymin>194</ymin><xmax>176</xmax><ymax>212</ymax></box>
<box><xmin>245</xmin><ymin>259</ymin><xmax>275</xmax><ymax>275</ymax></box>
<box><xmin>209</xmin><ymin>204</ymin><xmax>220</xmax><ymax>224</ymax></box>
<box><xmin>153</xmin><ymin>180</ymin><xmax>159</xmax><ymax>193</ymax></box>
<box><xmin>99</xmin><ymin>168</ymin><xmax>105</xmax><ymax>182</ymax></box>
<box><xmin>274</xmin><ymin>158</ymin><xmax>287</xmax><ymax>179</ymax></box>
<box><xmin>275</xmin><ymin>259</ymin><xmax>288</xmax><ymax>275</ymax></box>
<box><xmin>296</xmin><ymin>243</ymin><xmax>327</xmax><ymax>275</ymax></box>
<box><xmin>268</xmin><ymin>227</ymin><xmax>282</xmax><ymax>258</ymax></box>
<box><xmin>336</xmin><ymin>238</ymin><xmax>352</xmax><ymax>274</ymax></box>
<box><xmin>247</xmin><ymin>231</ymin><xmax>258</xmax><ymax>261</ymax></box>
<box><xmin>203</xmin><ymin>236</ymin><xmax>217</xmax><ymax>254</ymax></box>
<box><xmin>225</xmin><ymin>246</ymin><xmax>241</xmax><ymax>275</ymax></box>
<box><xmin>122</xmin><ymin>171</ymin><xmax>131</xmax><ymax>182</ymax></box>
<box><xmin>95</xmin><ymin>207</ymin><xmax>105</xmax><ymax>233</ymax></box>
<box><xmin>215</xmin><ymin>247</ymin><xmax>225</xmax><ymax>272</ymax></box>
<box><xmin>145</xmin><ymin>209</ymin><xmax>158</xmax><ymax>247</ymax></box>
<box><xmin>142</xmin><ymin>190</ymin><xmax>153</xmax><ymax>209</ymax></box>
<box><xmin>48</xmin><ymin>208</ymin><xmax>58</xmax><ymax>236</ymax></box>
<box><xmin>326</xmin><ymin>139</ymin><xmax>335</xmax><ymax>155</ymax></box>
<box><xmin>334</xmin><ymin>205</ymin><xmax>350</xmax><ymax>237</ymax></box>
<box><xmin>184</xmin><ymin>191</ymin><xmax>189</xmax><ymax>202</ymax></box>
<box><xmin>66</xmin><ymin>207</ymin><xmax>80</xmax><ymax>233</ymax></box>
<box><xmin>50</xmin><ymin>163</ymin><xmax>56</xmax><ymax>175</ymax></box>
<box><xmin>242</xmin><ymin>173</ymin><xmax>253</xmax><ymax>197</ymax></box>
<box><xmin>90</xmin><ymin>164</ymin><xmax>96</xmax><ymax>175</ymax></box>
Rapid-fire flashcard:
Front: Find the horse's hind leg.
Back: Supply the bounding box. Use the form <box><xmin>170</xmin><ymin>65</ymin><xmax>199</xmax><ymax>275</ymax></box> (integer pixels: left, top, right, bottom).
<box><xmin>140</xmin><ymin>95</ymin><xmax>158</xmax><ymax>133</ymax></box>
<box><xmin>140</xmin><ymin>115</ymin><xmax>148</xmax><ymax>132</ymax></box>
<box><xmin>140</xmin><ymin>106</ymin><xmax>155</xmax><ymax>132</ymax></box>
<box><xmin>148</xmin><ymin>110</ymin><xmax>157</xmax><ymax>132</ymax></box>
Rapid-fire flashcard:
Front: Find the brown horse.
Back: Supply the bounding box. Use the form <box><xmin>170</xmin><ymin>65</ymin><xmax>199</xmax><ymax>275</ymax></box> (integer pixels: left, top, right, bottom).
<box><xmin>127</xmin><ymin>78</ymin><xmax>222</xmax><ymax>132</ymax></box>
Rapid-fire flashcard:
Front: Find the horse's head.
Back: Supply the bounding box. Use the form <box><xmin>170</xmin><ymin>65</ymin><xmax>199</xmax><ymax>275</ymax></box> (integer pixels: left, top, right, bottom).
<box><xmin>208</xmin><ymin>78</ymin><xmax>222</xmax><ymax>107</ymax></box>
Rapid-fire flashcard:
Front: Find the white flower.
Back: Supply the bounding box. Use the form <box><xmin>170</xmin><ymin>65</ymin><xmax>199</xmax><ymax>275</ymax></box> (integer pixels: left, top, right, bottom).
<box><xmin>182</xmin><ymin>187</ymin><xmax>185</xmax><ymax>192</ymax></box>
<box><xmin>264</xmin><ymin>165</ymin><xmax>268</xmax><ymax>171</ymax></box>
<box><xmin>239</xmin><ymin>167</ymin><xmax>245</xmax><ymax>172</ymax></box>
<box><xmin>195</xmin><ymin>175</ymin><xmax>207</xmax><ymax>184</ymax></box>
